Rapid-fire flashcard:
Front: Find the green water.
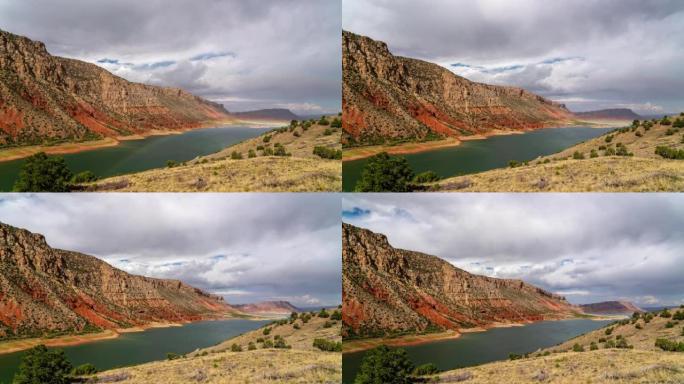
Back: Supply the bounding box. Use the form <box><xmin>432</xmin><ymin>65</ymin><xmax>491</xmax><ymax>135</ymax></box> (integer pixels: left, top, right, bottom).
<box><xmin>0</xmin><ymin>126</ymin><xmax>270</xmax><ymax>191</ymax></box>
<box><xmin>343</xmin><ymin>127</ymin><xmax>614</xmax><ymax>191</ymax></box>
<box><xmin>342</xmin><ymin>319</ymin><xmax>612</xmax><ymax>383</ymax></box>
<box><xmin>0</xmin><ymin>319</ymin><xmax>270</xmax><ymax>383</ymax></box>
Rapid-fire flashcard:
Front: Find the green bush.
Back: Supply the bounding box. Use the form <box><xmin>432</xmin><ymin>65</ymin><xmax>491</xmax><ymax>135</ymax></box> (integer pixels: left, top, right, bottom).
<box><xmin>71</xmin><ymin>363</ymin><xmax>97</xmax><ymax>376</ymax></box>
<box><xmin>231</xmin><ymin>343</ymin><xmax>242</xmax><ymax>352</ymax></box>
<box><xmin>273</xmin><ymin>144</ymin><xmax>289</xmax><ymax>156</ymax></box>
<box><xmin>604</xmin><ymin>147</ymin><xmax>616</xmax><ymax>156</ymax></box>
<box><xmin>413</xmin><ymin>363</ymin><xmax>439</xmax><ymax>376</ymax></box>
<box><xmin>655</xmin><ymin>146</ymin><xmax>684</xmax><ymax>159</ymax></box>
<box><xmin>590</xmin><ymin>342</ymin><xmax>598</xmax><ymax>351</ymax></box>
<box><xmin>413</xmin><ymin>171</ymin><xmax>440</xmax><ymax>183</ymax></box>
<box><xmin>604</xmin><ymin>339</ymin><xmax>616</xmax><ymax>348</ymax></box>
<box><xmin>508</xmin><ymin>353</ymin><xmax>522</xmax><ymax>360</ymax></box>
<box><xmin>655</xmin><ymin>338</ymin><xmax>684</xmax><ymax>352</ymax></box>
<box><xmin>330</xmin><ymin>118</ymin><xmax>342</xmax><ymax>128</ymax></box>
<box><xmin>13</xmin><ymin>153</ymin><xmax>73</xmax><ymax>192</ymax></box>
<box><xmin>262</xmin><ymin>135</ymin><xmax>272</xmax><ymax>143</ymax></box>
<box><xmin>248</xmin><ymin>149</ymin><xmax>256</xmax><ymax>158</ymax></box>
<box><xmin>12</xmin><ymin>345</ymin><xmax>73</xmax><ymax>384</ymax></box>
<box><xmin>666</xmin><ymin>321</ymin><xmax>675</xmax><ymax>328</ymax></box>
<box><xmin>166</xmin><ymin>160</ymin><xmax>179</xmax><ymax>168</ymax></box>
<box><xmin>673</xmin><ymin>118</ymin><xmax>684</xmax><ymax>128</ymax></box>
<box><xmin>330</xmin><ymin>310</ymin><xmax>342</xmax><ymax>320</ymax></box>
<box><xmin>318</xmin><ymin>117</ymin><xmax>330</xmax><ymax>126</ymax></box>
<box><xmin>248</xmin><ymin>342</ymin><xmax>256</xmax><ymax>351</ymax></box>
<box><xmin>166</xmin><ymin>352</ymin><xmax>180</xmax><ymax>360</ymax></box>
<box><xmin>635</xmin><ymin>131</ymin><xmax>642</xmax><ymax>137</ymax></box>
<box><xmin>318</xmin><ymin>309</ymin><xmax>330</xmax><ymax>318</ymax></box>
<box><xmin>605</xmin><ymin>327</ymin><xmax>613</xmax><ymax>335</ymax></box>
<box><xmin>273</xmin><ymin>338</ymin><xmax>291</xmax><ymax>349</ymax></box>
<box><xmin>293</xmin><ymin>131</ymin><xmax>301</xmax><ymax>137</ymax></box>
<box><xmin>263</xmin><ymin>327</ymin><xmax>271</xmax><ymax>335</ymax></box>
<box><xmin>673</xmin><ymin>311</ymin><xmax>684</xmax><ymax>320</ymax></box>
<box><xmin>354</xmin><ymin>345</ymin><xmax>413</xmax><ymax>384</ymax></box>
<box><xmin>313</xmin><ymin>146</ymin><xmax>342</xmax><ymax>160</ymax></box>
<box><xmin>661</xmin><ymin>310</ymin><xmax>672</xmax><ymax>318</ymax></box>
<box><xmin>508</xmin><ymin>160</ymin><xmax>521</xmax><ymax>168</ymax></box>
<box><xmin>572</xmin><ymin>343</ymin><xmax>584</xmax><ymax>352</ymax></box>
<box><xmin>354</xmin><ymin>152</ymin><xmax>415</xmax><ymax>192</ymax></box>
<box><xmin>71</xmin><ymin>171</ymin><xmax>97</xmax><ymax>184</ymax></box>
<box><xmin>590</xmin><ymin>149</ymin><xmax>598</xmax><ymax>158</ymax></box>
<box><xmin>665</xmin><ymin>128</ymin><xmax>676</xmax><ymax>136</ymax></box>
<box><xmin>313</xmin><ymin>338</ymin><xmax>342</xmax><ymax>352</ymax></box>
<box><xmin>293</xmin><ymin>323</ymin><xmax>300</xmax><ymax>330</ymax></box>
<box><xmin>323</xmin><ymin>128</ymin><xmax>333</xmax><ymax>136</ymax></box>
<box><xmin>605</xmin><ymin>135</ymin><xmax>613</xmax><ymax>143</ymax></box>
<box><xmin>230</xmin><ymin>151</ymin><xmax>243</xmax><ymax>160</ymax></box>
<box><xmin>661</xmin><ymin>117</ymin><xmax>672</xmax><ymax>125</ymax></box>
<box><xmin>262</xmin><ymin>339</ymin><xmax>274</xmax><ymax>348</ymax></box>
<box><xmin>572</xmin><ymin>151</ymin><xmax>585</xmax><ymax>160</ymax></box>
<box><xmin>262</xmin><ymin>147</ymin><xmax>274</xmax><ymax>156</ymax></box>
<box><xmin>615</xmin><ymin>338</ymin><xmax>632</xmax><ymax>349</ymax></box>
<box><xmin>635</xmin><ymin>323</ymin><xmax>642</xmax><ymax>329</ymax></box>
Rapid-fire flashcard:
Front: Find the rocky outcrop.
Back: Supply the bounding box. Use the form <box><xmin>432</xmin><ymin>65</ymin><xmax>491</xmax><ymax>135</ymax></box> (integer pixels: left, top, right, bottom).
<box><xmin>0</xmin><ymin>29</ymin><xmax>230</xmax><ymax>147</ymax></box>
<box><xmin>234</xmin><ymin>301</ymin><xmax>300</xmax><ymax>315</ymax></box>
<box><xmin>342</xmin><ymin>224</ymin><xmax>579</xmax><ymax>338</ymax></box>
<box><xmin>0</xmin><ymin>222</ymin><xmax>233</xmax><ymax>339</ymax></box>
<box><xmin>233</xmin><ymin>109</ymin><xmax>300</xmax><ymax>122</ymax></box>
<box><xmin>342</xmin><ymin>31</ymin><xmax>573</xmax><ymax>146</ymax></box>
<box><xmin>579</xmin><ymin>301</ymin><xmax>643</xmax><ymax>315</ymax></box>
<box><xmin>575</xmin><ymin>109</ymin><xmax>642</xmax><ymax>121</ymax></box>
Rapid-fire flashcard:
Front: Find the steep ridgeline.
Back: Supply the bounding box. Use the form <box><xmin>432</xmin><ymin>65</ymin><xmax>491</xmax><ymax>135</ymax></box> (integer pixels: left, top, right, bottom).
<box><xmin>0</xmin><ymin>222</ymin><xmax>233</xmax><ymax>340</ymax></box>
<box><xmin>575</xmin><ymin>108</ymin><xmax>642</xmax><ymax>121</ymax></box>
<box><xmin>342</xmin><ymin>224</ymin><xmax>578</xmax><ymax>338</ymax></box>
<box><xmin>232</xmin><ymin>109</ymin><xmax>300</xmax><ymax>122</ymax></box>
<box><xmin>0</xmin><ymin>29</ymin><xmax>229</xmax><ymax>147</ymax></box>
<box><xmin>342</xmin><ymin>31</ymin><xmax>573</xmax><ymax>146</ymax></box>
<box><xmin>234</xmin><ymin>301</ymin><xmax>300</xmax><ymax>315</ymax></box>
<box><xmin>579</xmin><ymin>301</ymin><xmax>643</xmax><ymax>315</ymax></box>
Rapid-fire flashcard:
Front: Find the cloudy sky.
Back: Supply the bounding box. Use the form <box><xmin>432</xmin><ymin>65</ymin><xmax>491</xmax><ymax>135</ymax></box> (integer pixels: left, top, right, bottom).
<box><xmin>0</xmin><ymin>194</ymin><xmax>341</xmax><ymax>307</ymax></box>
<box><xmin>344</xmin><ymin>0</ymin><xmax>684</xmax><ymax>115</ymax></box>
<box><xmin>0</xmin><ymin>0</ymin><xmax>340</xmax><ymax>115</ymax></box>
<box><xmin>343</xmin><ymin>194</ymin><xmax>684</xmax><ymax>308</ymax></box>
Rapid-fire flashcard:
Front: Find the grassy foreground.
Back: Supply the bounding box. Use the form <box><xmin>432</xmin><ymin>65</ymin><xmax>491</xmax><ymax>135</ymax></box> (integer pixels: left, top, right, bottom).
<box><xmin>86</xmin><ymin>117</ymin><xmax>342</xmax><ymax>192</ymax></box>
<box><xmin>432</xmin><ymin>115</ymin><xmax>684</xmax><ymax>192</ymax></box>
<box><xmin>83</xmin><ymin>310</ymin><xmax>342</xmax><ymax>384</ymax></box>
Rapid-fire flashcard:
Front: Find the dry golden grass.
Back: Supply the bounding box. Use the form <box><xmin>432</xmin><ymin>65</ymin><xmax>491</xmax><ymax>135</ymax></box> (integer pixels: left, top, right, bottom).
<box><xmin>433</xmin><ymin>349</ymin><xmax>684</xmax><ymax>384</ymax></box>
<box><xmin>434</xmin><ymin>117</ymin><xmax>684</xmax><ymax>192</ymax></box>
<box><xmin>85</xmin><ymin>311</ymin><xmax>342</xmax><ymax>383</ymax></box>
<box><xmin>88</xmin><ymin>117</ymin><xmax>342</xmax><ymax>192</ymax></box>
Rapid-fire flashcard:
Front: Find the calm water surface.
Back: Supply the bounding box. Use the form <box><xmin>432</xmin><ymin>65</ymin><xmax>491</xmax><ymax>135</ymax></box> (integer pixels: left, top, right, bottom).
<box><xmin>0</xmin><ymin>319</ymin><xmax>270</xmax><ymax>383</ymax></box>
<box><xmin>0</xmin><ymin>126</ymin><xmax>270</xmax><ymax>191</ymax></box>
<box><xmin>343</xmin><ymin>127</ymin><xmax>613</xmax><ymax>191</ymax></box>
<box><xmin>342</xmin><ymin>319</ymin><xmax>612</xmax><ymax>383</ymax></box>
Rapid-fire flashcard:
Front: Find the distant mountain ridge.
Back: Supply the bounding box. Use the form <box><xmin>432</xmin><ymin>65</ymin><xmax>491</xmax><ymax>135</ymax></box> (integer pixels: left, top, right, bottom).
<box><xmin>575</xmin><ymin>108</ymin><xmax>642</xmax><ymax>121</ymax></box>
<box><xmin>0</xmin><ymin>29</ymin><xmax>230</xmax><ymax>147</ymax></box>
<box><xmin>579</xmin><ymin>301</ymin><xmax>643</xmax><ymax>315</ymax></box>
<box><xmin>0</xmin><ymin>222</ymin><xmax>234</xmax><ymax>339</ymax></box>
<box><xmin>342</xmin><ymin>31</ymin><xmax>573</xmax><ymax>147</ymax></box>
<box><xmin>342</xmin><ymin>224</ymin><xmax>579</xmax><ymax>338</ymax></box>
<box><xmin>232</xmin><ymin>108</ymin><xmax>299</xmax><ymax>121</ymax></box>
<box><xmin>234</xmin><ymin>301</ymin><xmax>300</xmax><ymax>315</ymax></box>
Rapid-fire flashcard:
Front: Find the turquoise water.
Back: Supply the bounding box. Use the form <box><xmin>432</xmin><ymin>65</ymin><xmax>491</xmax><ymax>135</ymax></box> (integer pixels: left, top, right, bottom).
<box><xmin>0</xmin><ymin>319</ymin><xmax>270</xmax><ymax>383</ymax></box>
<box><xmin>343</xmin><ymin>127</ymin><xmax>613</xmax><ymax>191</ymax></box>
<box><xmin>342</xmin><ymin>319</ymin><xmax>612</xmax><ymax>383</ymax></box>
<box><xmin>0</xmin><ymin>126</ymin><xmax>270</xmax><ymax>191</ymax></box>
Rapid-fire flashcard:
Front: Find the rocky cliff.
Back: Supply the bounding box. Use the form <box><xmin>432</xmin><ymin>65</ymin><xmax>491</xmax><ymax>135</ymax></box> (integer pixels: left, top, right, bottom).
<box><xmin>579</xmin><ymin>301</ymin><xmax>643</xmax><ymax>315</ymax></box>
<box><xmin>234</xmin><ymin>301</ymin><xmax>300</xmax><ymax>315</ymax></box>
<box><xmin>342</xmin><ymin>31</ymin><xmax>573</xmax><ymax>146</ymax></box>
<box><xmin>342</xmin><ymin>223</ymin><xmax>579</xmax><ymax>338</ymax></box>
<box><xmin>0</xmin><ymin>29</ymin><xmax>230</xmax><ymax>147</ymax></box>
<box><xmin>0</xmin><ymin>222</ymin><xmax>234</xmax><ymax>340</ymax></box>
<box><xmin>574</xmin><ymin>108</ymin><xmax>642</xmax><ymax>121</ymax></box>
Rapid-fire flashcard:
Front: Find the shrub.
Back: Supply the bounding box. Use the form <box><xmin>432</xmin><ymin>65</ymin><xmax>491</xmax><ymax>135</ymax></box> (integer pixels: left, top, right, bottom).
<box><xmin>262</xmin><ymin>339</ymin><xmax>274</xmax><ymax>348</ymax></box>
<box><xmin>572</xmin><ymin>343</ymin><xmax>584</xmax><ymax>352</ymax></box>
<box><xmin>598</xmin><ymin>145</ymin><xmax>606</xmax><ymax>150</ymax></box>
<box><xmin>166</xmin><ymin>160</ymin><xmax>179</xmax><ymax>168</ymax></box>
<box><xmin>71</xmin><ymin>363</ymin><xmax>97</xmax><ymax>376</ymax></box>
<box><xmin>323</xmin><ymin>321</ymin><xmax>333</xmax><ymax>328</ymax></box>
<box><xmin>354</xmin><ymin>345</ymin><xmax>413</xmax><ymax>384</ymax></box>
<box><xmin>313</xmin><ymin>146</ymin><xmax>342</xmax><ymax>159</ymax></box>
<box><xmin>293</xmin><ymin>323</ymin><xmax>300</xmax><ymax>330</ymax></box>
<box><xmin>13</xmin><ymin>345</ymin><xmax>73</xmax><ymax>384</ymax></box>
<box><xmin>598</xmin><ymin>337</ymin><xmax>606</xmax><ymax>343</ymax></box>
<box><xmin>231</xmin><ymin>343</ymin><xmax>242</xmax><ymax>352</ymax></box>
<box><xmin>673</xmin><ymin>118</ymin><xmax>684</xmax><ymax>128</ymax></box>
<box><xmin>604</xmin><ymin>147</ymin><xmax>616</xmax><ymax>156</ymax></box>
<box><xmin>323</xmin><ymin>128</ymin><xmax>333</xmax><ymax>136</ymax></box>
<box><xmin>605</xmin><ymin>327</ymin><xmax>613</xmax><ymax>335</ymax></box>
<box><xmin>673</xmin><ymin>311</ymin><xmax>684</xmax><ymax>320</ymax></box>
<box><xmin>590</xmin><ymin>342</ymin><xmax>598</xmax><ymax>351</ymax></box>
<box><xmin>230</xmin><ymin>151</ymin><xmax>243</xmax><ymax>160</ymax></box>
<box><xmin>256</xmin><ymin>145</ymin><xmax>264</xmax><ymax>150</ymax></box>
<box><xmin>256</xmin><ymin>337</ymin><xmax>264</xmax><ymax>343</ymax></box>
<box><xmin>293</xmin><ymin>131</ymin><xmax>300</xmax><ymax>137</ymax></box>
<box><xmin>166</xmin><ymin>352</ymin><xmax>180</xmax><ymax>360</ymax></box>
<box><xmin>262</xmin><ymin>135</ymin><xmax>272</xmax><ymax>143</ymax></box>
<box><xmin>262</xmin><ymin>147</ymin><xmax>274</xmax><ymax>156</ymax></box>
<box><xmin>508</xmin><ymin>353</ymin><xmax>522</xmax><ymax>360</ymax></box>
<box><xmin>318</xmin><ymin>117</ymin><xmax>330</xmax><ymax>126</ymax></box>
<box><xmin>655</xmin><ymin>338</ymin><xmax>684</xmax><ymax>352</ymax></box>
<box><xmin>263</xmin><ymin>327</ymin><xmax>271</xmax><ymax>335</ymax></box>
<box><xmin>604</xmin><ymin>339</ymin><xmax>616</xmax><ymax>348</ymax></box>
<box><xmin>71</xmin><ymin>171</ymin><xmax>97</xmax><ymax>183</ymax></box>
<box><xmin>413</xmin><ymin>363</ymin><xmax>439</xmax><ymax>376</ymax></box>
<box><xmin>661</xmin><ymin>117</ymin><xmax>672</xmax><ymax>125</ymax></box>
<box><xmin>273</xmin><ymin>338</ymin><xmax>290</xmax><ymax>349</ymax></box>
<box><xmin>13</xmin><ymin>152</ymin><xmax>73</xmax><ymax>192</ymax></box>
<box><xmin>605</xmin><ymin>135</ymin><xmax>613</xmax><ymax>143</ymax></box>
<box><xmin>330</xmin><ymin>118</ymin><xmax>342</xmax><ymax>128</ymax></box>
<box><xmin>635</xmin><ymin>131</ymin><xmax>642</xmax><ymax>137</ymax></box>
<box><xmin>666</xmin><ymin>321</ymin><xmax>675</xmax><ymax>329</ymax></box>
<box><xmin>413</xmin><ymin>171</ymin><xmax>440</xmax><ymax>183</ymax></box>
<box><xmin>615</xmin><ymin>144</ymin><xmax>631</xmax><ymax>156</ymax></box>
<box><xmin>313</xmin><ymin>338</ymin><xmax>342</xmax><ymax>352</ymax></box>
<box><xmin>635</xmin><ymin>323</ymin><xmax>642</xmax><ymax>329</ymax></box>
<box><xmin>330</xmin><ymin>310</ymin><xmax>342</xmax><ymax>320</ymax></box>
<box><xmin>248</xmin><ymin>149</ymin><xmax>256</xmax><ymax>158</ymax></box>
<box><xmin>656</xmin><ymin>146</ymin><xmax>684</xmax><ymax>159</ymax></box>
<box><xmin>666</xmin><ymin>128</ymin><xmax>676</xmax><ymax>136</ymax></box>
<box><xmin>248</xmin><ymin>342</ymin><xmax>256</xmax><ymax>351</ymax></box>
<box><xmin>508</xmin><ymin>160</ymin><xmax>521</xmax><ymax>168</ymax></box>
<box><xmin>572</xmin><ymin>151</ymin><xmax>585</xmax><ymax>160</ymax></box>
<box><xmin>632</xmin><ymin>119</ymin><xmax>640</xmax><ymax>127</ymax></box>
<box><xmin>290</xmin><ymin>120</ymin><xmax>298</xmax><ymax>127</ymax></box>
<box><xmin>354</xmin><ymin>152</ymin><xmax>415</xmax><ymax>192</ymax></box>
<box><xmin>590</xmin><ymin>149</ymin><xmax>598</xmax><ymax>158</ymax></box>
<box><xmin>661</xmin><ymin>310</ymin><xmax>672</xmax><ymax>318</ymax></box>
<box><xmin>318</xmin><ymin>309</ymin><xmax>330</xmax><ymax>318</ymax></box>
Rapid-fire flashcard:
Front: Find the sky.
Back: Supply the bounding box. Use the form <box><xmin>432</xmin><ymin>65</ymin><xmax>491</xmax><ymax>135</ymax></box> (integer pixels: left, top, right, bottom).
<box><xmin>343</xmin><ymin>194</ymin><xmax>684</xmax><ymax>308</ymax></box>
<box><xmin>0</xmin><ymin>194</ymin><xmax>341</xmax><ymax>307</ymax></box>
<box><xmin>343</xmin><ymin>0</ymin><xmax>684</xmax><ymax>115</ymax></box>
<box><xmin>0</xmin><ymin>0</ymin><xmax>341</xmax><ymax>115</ymax></box>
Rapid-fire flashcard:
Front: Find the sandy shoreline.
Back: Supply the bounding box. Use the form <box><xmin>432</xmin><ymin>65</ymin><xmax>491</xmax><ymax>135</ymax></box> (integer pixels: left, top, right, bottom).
<box><xmin>0</xmin><ymin>119</ymin><xmax>280</xmax><ymax>163</ymax></box>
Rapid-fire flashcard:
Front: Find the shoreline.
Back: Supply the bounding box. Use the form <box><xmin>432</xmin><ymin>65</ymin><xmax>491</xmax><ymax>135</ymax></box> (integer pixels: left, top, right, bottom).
<box><xmin>0</xmin><ymin>314</ymin><xmax>255</xmax><ymax>356</ymax></box>
<box><xmin>342</xmin><ymin>121</ymin><xmax>617</xmax><ymax>162</ymax></box>
<box><xmin>0</xmin><ymin>118</ymin><xmax>281</xmax><ymax>163</ymax></box>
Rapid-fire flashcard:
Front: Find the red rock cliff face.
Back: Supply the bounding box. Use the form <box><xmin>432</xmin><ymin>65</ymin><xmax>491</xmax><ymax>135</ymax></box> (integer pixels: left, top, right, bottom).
<box><xmin>342</xmin><ymin>31</ymin><xmax>574</xmax><ymax>146</ymax></box>
<box><xmin>342</xmin><ymin>224</ymin><xmax>579</xmax><ymax>338</ymax></box>
<box><xmin>0</xmin><ymin>222</ymin><xmax>233</xmax><ymax>339</ymax></box>
<box><xmin>0</xmin><ymin>29</ymin><xmax>230</xmax><ymax>147</ymax></box>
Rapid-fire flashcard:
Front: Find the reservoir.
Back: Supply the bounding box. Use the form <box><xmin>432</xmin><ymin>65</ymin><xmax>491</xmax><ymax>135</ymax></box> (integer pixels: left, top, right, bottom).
<box><xmin>0</xmin><ymin>319</ymin><xmax>270</xmax><ymax>382</ymax></box>
<box><xmin>0</xmin><ymin>126</ymin><xmax>271</xmax><ymax>191</ymax></box>
<box><xmin>343</xmin><ymin>127</ymin><xmax>613</xmax><ymax>191</ymax></box>
<box><xmin>342</xmin><ymin>318</ymin><xmax>612</xmax><ymax>383</ymax></box>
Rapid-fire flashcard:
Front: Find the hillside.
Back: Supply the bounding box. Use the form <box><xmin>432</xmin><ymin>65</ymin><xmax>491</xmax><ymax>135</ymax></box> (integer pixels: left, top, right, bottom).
<box><xmin>85</xmin><ymin>117</ymin><xmax>342</xmax><ymax>192</ymax></box>
<box><xmin>0</xmin><ymin>222</ymin><xmax>234</xmax><ymax>341</ymax></box>
<box><xmin>575</xmin><ymin>108</ymin><xmax>642</xmax><ymax>121</ymax></box>
<box><xmin>580</xmin><ymin>301</ymin><xmax>643</xmax><ymax>315</ymax></box>
<box><xmin>431</xmin><ymin>307</ymin><xmax>684</xmax><ymax>383</ymax></box>
<box><xmin>0</xmin><ymin>29</ymin><xmax>230</xmax><ymax>149</ymax></box>
<box><xmin>234</xmin><ymin>301</ymin><xmax>300</xmax><ymax>316</ymax></box>
<box><xmin>433</xmin><ymin>115</ymin><xmax>684</xmax><ymax>191</ymax></box>
<box><xmin>86</xmin><ymin>309</ymin><xmax>342</xmax><ymax>383</ymax></box>
<box><xmin>342</xmin><ymin>224</ymin><xmax>579</xmax><ymax>340</ymax></box>
<box><xmin>342</xmin><ymin>31</ymin><xmax>573</xmax><ymax>149</ymax></box>
<box><xmin>233</xmin><ymin>109</ymin><xmax>299</xmax><ymax>122</ymax></box>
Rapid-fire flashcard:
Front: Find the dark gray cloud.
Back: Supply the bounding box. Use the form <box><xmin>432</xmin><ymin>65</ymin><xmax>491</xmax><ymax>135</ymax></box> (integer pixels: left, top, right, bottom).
<box><xmin>344</xmin><ymin>0</ymin><xmax>684</xmax><ymax>114</ymax></box>
<box><xmin>343</xmin><ymin>194</ymin><xmax>684</xmax><ymax>307</ymax></box>
<box><xmin>0</xmin><ymin>0</ymin><xmax>341</xmax><ymax>115</ymax></box>
<box><xmin>0</xmin><ymin>194</ymin><xmax>341</xmax><ymax>307</ymax></box>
